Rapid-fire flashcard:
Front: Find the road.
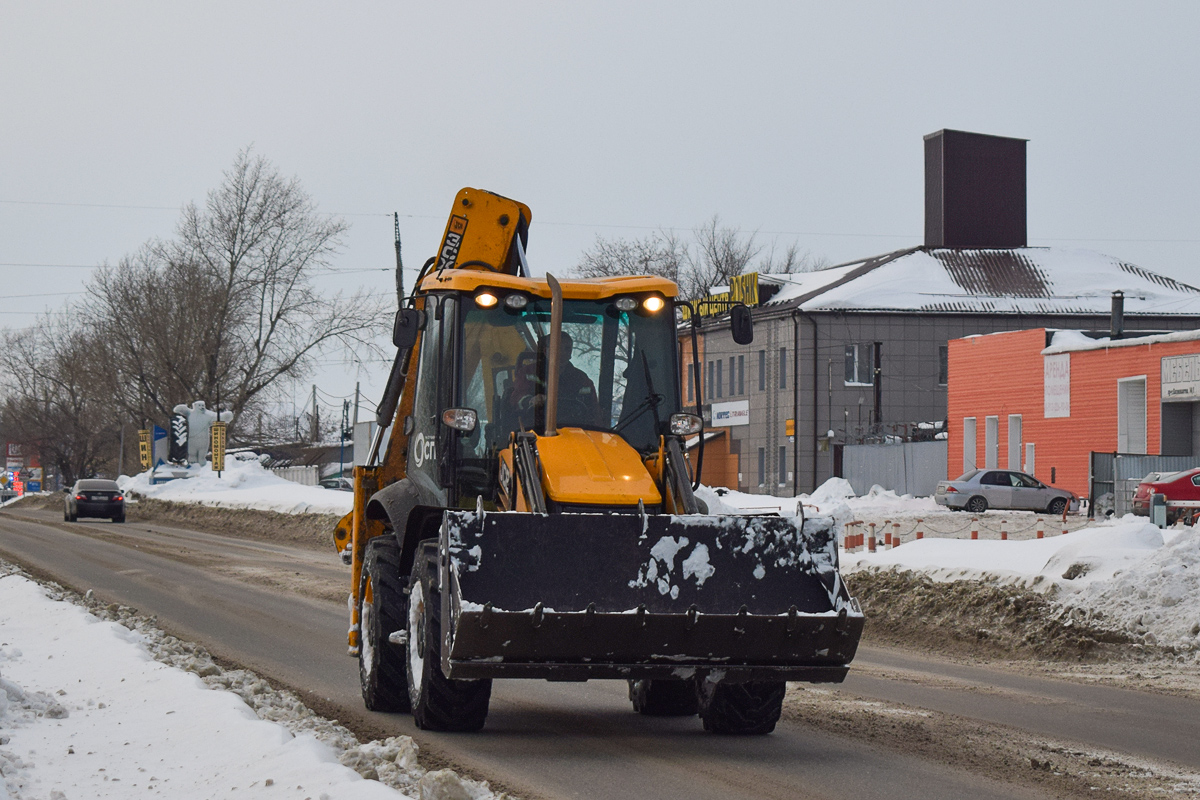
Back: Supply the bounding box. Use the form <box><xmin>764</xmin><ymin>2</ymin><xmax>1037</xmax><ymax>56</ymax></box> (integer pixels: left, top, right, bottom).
<box><xmin>3</xmin><ymin>504</ymin><xmax>1197</xmax><ymax>800</ymax></box>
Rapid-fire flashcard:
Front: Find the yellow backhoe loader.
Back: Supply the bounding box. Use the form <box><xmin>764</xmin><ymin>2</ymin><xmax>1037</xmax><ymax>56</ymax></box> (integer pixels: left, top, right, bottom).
<box><xmin>333</xmin><ymin>188</ymin><xmax>862</xmax><ymax>734</ymax></box>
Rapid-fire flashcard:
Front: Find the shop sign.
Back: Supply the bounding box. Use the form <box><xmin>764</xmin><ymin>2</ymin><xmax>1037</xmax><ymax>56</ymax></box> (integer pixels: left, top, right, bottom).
<box><xmin>1044</xmin><ymin>353</ymin><xmax>1070</xmax><ymax>418</ymax></box>
<box><xmin>1161</xmin><ymin>354</ymin><xmax>1200</xmax><ymax>401</ymax></box>
<box><xmin>710</xmin><ymin>400</ymin><xmax>750</xmax><ymax>427</ymax></box>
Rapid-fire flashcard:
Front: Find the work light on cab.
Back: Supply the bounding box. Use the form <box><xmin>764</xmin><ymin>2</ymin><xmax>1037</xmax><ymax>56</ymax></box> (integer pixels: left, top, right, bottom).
<box><xmin>474</xmin><ymin>290</ymin><xmax>499</xmax><ymax>308</ymax></box>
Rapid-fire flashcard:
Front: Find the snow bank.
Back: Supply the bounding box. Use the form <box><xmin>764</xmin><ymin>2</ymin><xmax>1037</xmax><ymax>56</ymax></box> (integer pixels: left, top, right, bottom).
<box><xmin>119</xmin><ymin>457</ymin><xmax>354</xmax><ymax>516</ymax></box>
<box><xmin>0</xmin><ymin>573</ymin><xmax>399</xmax><ymax>800</ymax></box>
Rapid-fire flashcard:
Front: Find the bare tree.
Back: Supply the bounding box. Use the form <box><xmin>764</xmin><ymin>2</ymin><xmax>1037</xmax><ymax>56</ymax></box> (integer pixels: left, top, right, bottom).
<box><xmin>86</xmin><ymin>148</ymin><xmax>391</xmax><ymax>432</ymax></box>
<box><xmin>0</xmin><ymin>316</ymin><xmax>120</xmax><ymax>483</ymax></box>
<box><xmin>574</xmin><ymin>216</ymin><xmax>827</xmax><ymax>300</ymax></box>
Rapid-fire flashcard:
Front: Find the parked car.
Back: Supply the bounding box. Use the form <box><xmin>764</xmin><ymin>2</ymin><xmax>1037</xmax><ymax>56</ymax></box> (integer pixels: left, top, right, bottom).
<box><xmin>64</xmin><ymin>479</ymin><xmax>125</xmax><ymax>522</ymax></box>
<box><xmin>935</xmin><ymin>469</ymin><xmax>1078</xmax><ymax>515</ymax></box>
<box><xmin>1131</xmin><ymin>468</ymin><xmax>1200</xmax><ymax>522</ymax></box>
<box><xmin>319</xmin><ymin>477</ymin><xmax>353</xmax><ymax>492</ymax></box>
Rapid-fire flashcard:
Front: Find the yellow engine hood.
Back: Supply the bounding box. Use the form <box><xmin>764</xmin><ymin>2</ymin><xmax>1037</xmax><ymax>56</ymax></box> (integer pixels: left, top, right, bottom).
<box><xmin>535</xmin><ymin>428</ymin><xmax>661</xmax><ymax>507</ymax></box>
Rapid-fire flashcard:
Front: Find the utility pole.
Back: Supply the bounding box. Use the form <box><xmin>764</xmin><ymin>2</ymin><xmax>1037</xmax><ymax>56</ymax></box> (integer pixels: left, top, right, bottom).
<box><xmin>340</xmin><ymin>400</ymin><xmax>349</xmax><ymax>480</ymax></box>
<box><xmin>394</xmin><ymin>212</ymin><xmax>404</xmax><ymax>307</ymax></box>
<box><xmin>118</xmin><ymin>425</ymin><xmax>125</xmax><ymax>477</ymax></box>
<box><xmin>352</xmin><ymin>382</ymin><xmax>360</xmax><ymax>427</ymax></box>
<box><xmin>310</xmin><ymin>384</ymin><xmax>319</xmax><ymax>443</ymax></box>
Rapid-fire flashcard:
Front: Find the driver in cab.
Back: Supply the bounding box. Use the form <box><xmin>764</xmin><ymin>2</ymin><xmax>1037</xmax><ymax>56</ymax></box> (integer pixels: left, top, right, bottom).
<box><xmin>508</xmin><ymin>332</ymin><xmax>598</xmax><ymax>428</ymax></box>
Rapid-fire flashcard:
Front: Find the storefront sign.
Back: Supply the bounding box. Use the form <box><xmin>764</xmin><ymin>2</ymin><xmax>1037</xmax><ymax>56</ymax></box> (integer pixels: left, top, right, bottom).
<box><xmin>678</xmin><ymin>272</ymin><xmax>760</xmax><ymax>320</ymax></box>
<box><xmin>1161</xmin><ymin>354</ymin><xmax>1200</xmax><ymax>401</ymax></box>
<box><xmin>710</xmin><ymin>400</ymin><xmax>750</xmax><ymax>427</ymax></box>
<box><xmin>1044</xmin><ymin>353</ymin><xmax>1070</xmax><ymax>418</ymax></box>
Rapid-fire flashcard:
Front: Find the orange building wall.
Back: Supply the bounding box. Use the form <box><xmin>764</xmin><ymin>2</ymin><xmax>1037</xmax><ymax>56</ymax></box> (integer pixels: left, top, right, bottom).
<box><xmin>949</xmin><ymin>328</ymin><xmax>1200</xmax><ymax>498</ymax></box>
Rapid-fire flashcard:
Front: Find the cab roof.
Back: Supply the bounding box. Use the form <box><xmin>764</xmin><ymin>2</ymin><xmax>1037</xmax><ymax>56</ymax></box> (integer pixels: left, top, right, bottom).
<box><xmin>419</xmin><ymin>271</ymin><xmax>678</xmax><ymax>300</ymax></box>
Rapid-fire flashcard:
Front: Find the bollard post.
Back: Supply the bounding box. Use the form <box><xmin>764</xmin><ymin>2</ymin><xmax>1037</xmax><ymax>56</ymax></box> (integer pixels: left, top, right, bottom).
<box><xmin>971</xmin><ymin>517</ymin><xmax>978</xmax><ymax>540</ymax></box>
<box><xmin>892</xmin><ymin>521</ymin><xmax>901</xmax><ymax>548</ymax></box>
<box><xmin>868</xmin><ymin>522</ymin><xmax>877</xmax><ymax>553</ymax></box>
<box><xmin>883</xmin><ymin>520</ymin><xmax>891</xmax><ymax>549</ymax></box>
<box><xmin>1036</xmin><ymin>518</ymin><xmax>1044</xmax><ymax>539</ymax></box>
<box><xmin>1000</xmin><ymin>520</ymin><xmax>1007</xmax><ymax>541</ymax></box>
<box><xmin>916</xmin><ymin>518</ymin><xmax>924</xmax><ymax>540</ymax></box>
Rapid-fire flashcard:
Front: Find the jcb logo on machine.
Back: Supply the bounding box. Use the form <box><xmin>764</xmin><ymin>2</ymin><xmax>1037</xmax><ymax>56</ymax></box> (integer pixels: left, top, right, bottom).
<box><xmin>437</xmin><ymin>216</ymin><xmax>468</xmax><ymax>270</ymax></box>
<box><xmin>412</xmin><ymin>432</ymin><xmax>437</xmax><ymax>468</ymax></box>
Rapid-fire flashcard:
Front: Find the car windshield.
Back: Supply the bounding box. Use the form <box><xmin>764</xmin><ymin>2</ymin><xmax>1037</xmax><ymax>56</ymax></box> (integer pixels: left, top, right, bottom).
<box><xmin>459</xmin><ymin>296</ymin><xmax>680</xmax><ymax>456</ymax></box>
<box><xmin>955</xmin><ymin>470</ymin><xmax>980</xmax><ymax>482</ymax></box>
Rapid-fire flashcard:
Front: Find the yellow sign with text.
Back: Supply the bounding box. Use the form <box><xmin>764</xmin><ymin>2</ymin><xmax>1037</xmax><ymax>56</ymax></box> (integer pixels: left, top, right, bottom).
<box><xmin>138</xmin><ymin>430</ymin><xmax>151</xmax><ymax>470</ymax></box>
<box><xmin>679</xmin><ymin>272</ymin><xmax>759</xmax><ymax>321</ymax></box>
<box><xmin>211</xmin><ymin>422</ymin><xmax>227</xmax><ymax>472</ymax></box>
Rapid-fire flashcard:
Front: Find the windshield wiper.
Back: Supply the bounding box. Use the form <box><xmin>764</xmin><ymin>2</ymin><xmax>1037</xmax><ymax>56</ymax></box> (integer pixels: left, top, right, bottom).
<box><xmin>613</xmin><ymin>352</ymin><xmax>663</xmax><ymax>434</ymax></box>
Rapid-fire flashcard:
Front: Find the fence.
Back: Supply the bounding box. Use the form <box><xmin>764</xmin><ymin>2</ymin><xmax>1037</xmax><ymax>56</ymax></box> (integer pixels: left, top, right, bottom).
<box><xmin>841</xmin><ymin>440</ymin><xmax>947</xmax><ymax>497</ymax></box>
<box><xmin>1089</xmin><ymin>452</ymin><xmax>1200</xmax><ymax>517</ymax></box>
<box><xmin>269</xmin><ymin>465</ymin><xmax>320</xmax><ymax>486</ymax></box>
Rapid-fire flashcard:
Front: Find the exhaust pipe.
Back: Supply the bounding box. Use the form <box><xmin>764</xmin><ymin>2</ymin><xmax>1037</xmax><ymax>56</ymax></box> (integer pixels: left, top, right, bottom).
<box><xmin>544</xmin><ymin>273</ymin><xmax>563</xmax><ymax>437</ymax></box>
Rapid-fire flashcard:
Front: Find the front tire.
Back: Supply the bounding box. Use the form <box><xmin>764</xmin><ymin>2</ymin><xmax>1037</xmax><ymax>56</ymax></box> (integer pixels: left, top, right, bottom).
<box><xmin>406</xmin><ymin>540</ymin><xmax>491</xmax><ymax>731</ymax></box>
<box><xmin>629</xmin><ymin>679</ymin><xmax>699</xmax><ymax>716</ymax></box>
<box><xmin>965</xmin><ymin>495</ymin><xmax>988</xmax><ymax>514</ymax></box>
<box><xmin>1047</xmin><ymin>498</ymin><xmax>1067</xmax><ymax>517</ymax></box>
<box><xmin>358</xmin><ymin>536</ymin><xmax>411</xmax><ymax>712</ymax></box>
<box><xmin>697</xmin><ymin>679</ymin><xmax>785</xmax><ymax>735</ymax></box>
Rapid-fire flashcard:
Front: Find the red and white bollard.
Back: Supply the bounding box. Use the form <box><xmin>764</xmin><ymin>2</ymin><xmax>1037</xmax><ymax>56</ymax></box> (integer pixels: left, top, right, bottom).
<box><xmin>1000</xmin><ymin>520</ymin><xmax>1008</xmax><ymax>541</ymax></box>
<box><xmin>883</xmin><ymin>520</ymin><xmax>892</xmax><ymax>549</ymax></box>
<box><xmin>1036</xmin><ymin>518</ymin><xmax>1044</xmax><ymax>539</ymax></box>
<box><xmin>915</xmin><ymin>518</ymin><xmax>924</xmax><ymax>540</ymax></box>
<box><xmin>971</xmin><ymin>518</ymin><xmax>979</xmax><ymax>540</ymax></box>
<box><xmin>892</xmin><ymin>521</ymin><xmax>901</xmax><ymax>548</ymax></box>
<box><xmin>868</xmin><ymin>522</ymin><xmax>877</xmax><ymax>553</ymax></box>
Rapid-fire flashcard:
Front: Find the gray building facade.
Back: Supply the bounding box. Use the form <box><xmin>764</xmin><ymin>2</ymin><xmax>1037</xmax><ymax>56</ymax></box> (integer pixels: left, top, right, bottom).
<box><xmin>689</xmin><ymin>130</ymin><xmax>1200</xmax><ymax>494</ymax></box>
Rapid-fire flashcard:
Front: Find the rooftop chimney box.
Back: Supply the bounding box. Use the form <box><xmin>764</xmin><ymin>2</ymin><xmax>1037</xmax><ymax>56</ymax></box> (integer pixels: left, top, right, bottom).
<box><xmin>924</xmin><ymin>129</ymin><xmax>1027</xmax><ymax>249</ymax></box>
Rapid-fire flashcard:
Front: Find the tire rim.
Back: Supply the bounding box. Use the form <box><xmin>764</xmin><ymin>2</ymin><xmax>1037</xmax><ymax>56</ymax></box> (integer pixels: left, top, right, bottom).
<box><xmin>408</xmin><ymin>579</ymin><xmax>426</xmax><ymax>702</ymax></box>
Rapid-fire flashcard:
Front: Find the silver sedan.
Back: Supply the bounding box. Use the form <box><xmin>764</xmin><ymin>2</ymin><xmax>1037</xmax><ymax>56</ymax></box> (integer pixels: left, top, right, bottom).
<box><xmin>934</xmin><ymin>469</ymin><xmax>1079</xmax><ymax>515</ymax></box>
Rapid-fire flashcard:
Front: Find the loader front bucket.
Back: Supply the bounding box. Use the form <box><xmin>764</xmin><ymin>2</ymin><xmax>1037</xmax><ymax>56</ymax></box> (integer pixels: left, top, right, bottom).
<box><xmin>437</xmin><ymin>510</ymin><xmax>863</xmax><ymax>683</ymax></box>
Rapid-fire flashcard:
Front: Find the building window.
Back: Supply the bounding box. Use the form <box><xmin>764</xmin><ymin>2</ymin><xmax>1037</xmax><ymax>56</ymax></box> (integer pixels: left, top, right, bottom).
<box><xmin>985</xmin><ymin>415</ymin><xmax>999</xmax><ymax>469</ymax></box>
<box><xmin>778</xmin><ymin>348</ymin><xmax>787</xmax><ymax>389</ymax></box>
<box><xmin>758</xmin><ymin>350</ymin><xmax>765</xmax><ymax>391</ymax></box>
<box><xmin>707</xmin><ymin>361</ymin><xmax>714</xmax><ymax>399</ymax></box>
<box><xmin>845</xmin><ymin>343</ymin><xmax>875</xmax><ymax>386</ymax></box>
<box><xmin>1118</xmin><ymin>376</ymin><xmax>1148</xmax><ymax>454</ymax></box>
<box><xmin>757</xmin><ymin>447</ymin><xmax>765</xmax><ymax>487</ymax></box>
<box><xmin>778</xmin><ymin>446</ymin><xmax>787</xmax><ymax>486</ymax></box>
<box><xmin>729</xmin><ymin>356</ymin><xmax>736</xmax><ymax>396</ymax></box>
<box><xmin>737</xmin><ymin>355</ymin><xmax>745</xmax><ymax>395</ymax></box>
<box><xmin>715</xmin><ymin>359</ymin><xmax>723</xmax><ymax>398</ymax></box>
<box><xmin>938</xmin><ymin>345</ymin><xmax>948</xmax><ymax>386</ymax></box>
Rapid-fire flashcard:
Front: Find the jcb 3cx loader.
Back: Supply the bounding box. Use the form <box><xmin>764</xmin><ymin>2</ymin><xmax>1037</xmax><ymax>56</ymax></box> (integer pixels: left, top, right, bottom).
<box><xmin>334</xmin><ymin>188</ymin><xmax>863</xmax><ymax>735</ymax></box>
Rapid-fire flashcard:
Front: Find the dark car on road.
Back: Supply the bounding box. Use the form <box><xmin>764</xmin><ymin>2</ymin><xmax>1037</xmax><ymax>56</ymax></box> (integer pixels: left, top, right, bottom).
<box><xmin>935</xmin><ymin>469</ymin><xmax>1079</xmax><ymax>515</ymax></box>
<box><xmin>64</xmin><ymin>479</ymin><xmax>125</xmax><ymax>522</ymax></box>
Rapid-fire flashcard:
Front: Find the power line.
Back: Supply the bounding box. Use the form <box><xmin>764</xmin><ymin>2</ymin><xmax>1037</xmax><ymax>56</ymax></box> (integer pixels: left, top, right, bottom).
<box><xmin>0</xmin><ymin>291</ymin><xmax>82</xmax><ymax>300</ymax></box>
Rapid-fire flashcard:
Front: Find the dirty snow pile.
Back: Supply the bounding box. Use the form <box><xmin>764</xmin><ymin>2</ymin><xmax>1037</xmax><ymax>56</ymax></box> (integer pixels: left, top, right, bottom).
<box><xmin>846</xmin><ymin>519</ymin><xmax>1200</xmax><ymax>654</ymax></box>
<box><xmin>698</xmin><ymin>477</ymin><xmax>937</xmax><ymax>530</ymax></box>
<box><xmin>0</xmin><ymin>567</ymin><xmax>498</xmax><ymax>800</ymax></box>
<box><xmin>119</xmin><ymin>456</ymin><xmax>354</xmax><ymax>516</ymax></box>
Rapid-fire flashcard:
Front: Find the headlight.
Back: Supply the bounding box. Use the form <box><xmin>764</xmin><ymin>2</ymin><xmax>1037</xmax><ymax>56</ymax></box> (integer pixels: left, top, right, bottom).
<box><xmin>474</xmin><ymin>291</ymin><xmax>498</xmax><ymax>308</ymax></box>
<box><xmin>643</xmin><ymin>296</ymin><xmax>665</xmax><ymax>313</ymax></box>
<box><xmin>504</xmin><ymin>293</ymin><xmax>529</xmax><ymax>309</ymax></box>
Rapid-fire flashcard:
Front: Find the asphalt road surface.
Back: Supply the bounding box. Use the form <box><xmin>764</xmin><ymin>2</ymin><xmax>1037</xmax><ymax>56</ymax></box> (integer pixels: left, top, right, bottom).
<box><xmin>3</xmin><ymin>505</ymin><xmax>1197</xmax><ymax>800</ymax></box>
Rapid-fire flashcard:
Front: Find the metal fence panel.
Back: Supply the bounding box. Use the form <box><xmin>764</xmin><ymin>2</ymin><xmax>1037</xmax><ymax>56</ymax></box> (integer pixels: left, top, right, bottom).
<box><xmin>270</xmin><ymin>465</ymin><xmax>320</xmax><ymax>486</ymax></box>
<box><xmin>842</xmin><ymin>441</ymin><xmax>948</xmax><ymax>497</ymax></box>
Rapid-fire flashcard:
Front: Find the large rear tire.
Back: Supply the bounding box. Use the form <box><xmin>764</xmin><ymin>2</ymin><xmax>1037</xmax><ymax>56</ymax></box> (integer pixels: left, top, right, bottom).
<box><xmin>697</xmin><ymin>679</ymin><xmax>786</xmax><ymax>735</ymax></box>
<box><xmin>358</xmin><ymin>536</ymin><xmax>411</xmax><ymax>712</ymax></box>
<box><xmin>406</xmin><ymin>540</ymin><xmax>491</xmax><ymax>731</ymax></box>
<box><xmin>629</xmin><ymin>679</ymin><xmax>699</xmax><ymax>716</ymax></box>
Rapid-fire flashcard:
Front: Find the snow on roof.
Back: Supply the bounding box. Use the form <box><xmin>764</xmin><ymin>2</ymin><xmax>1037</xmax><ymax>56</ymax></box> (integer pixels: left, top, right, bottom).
<box><xmin>764</xmin><ymin>247</ymin><xmax>1200</xmax><ymax>315</ymax></box>
<box><xmin>1043</xmin><ymin>327</ymin><xmax>1200</xmax><ymax>354</ymax></box>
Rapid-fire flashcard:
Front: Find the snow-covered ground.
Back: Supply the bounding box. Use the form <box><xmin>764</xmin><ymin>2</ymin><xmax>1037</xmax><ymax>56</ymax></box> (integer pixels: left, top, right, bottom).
<box><xmin>0</xmin><ymin>565</ymin><xmax>497</xmax><ymax>800</ymax></box>
<box><xmin>119</xmin><ymin>457</ymin><xmax>354</xmax><ymax>516</ymax></box>
<box><xmin>701</xmin><ymin>479</ymin><xmax>1200</xmax><ymax>655</ymax></box>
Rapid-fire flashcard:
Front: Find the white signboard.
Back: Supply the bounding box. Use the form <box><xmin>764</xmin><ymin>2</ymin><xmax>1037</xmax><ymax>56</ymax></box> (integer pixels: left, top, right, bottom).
<box><xmin>710</xmin><ymin>400</ymin><xmax>750</xmax><ymax>427</ymax></box>
<box><xmin>1161</xmin><ymin>354</ymin><xmax>1200</xmax><ymax>401</ymax></box>
<box><xmin>1044</xmin><ymin>353</ymin><xmax>1070</xmax><ymax>418</ymax></box>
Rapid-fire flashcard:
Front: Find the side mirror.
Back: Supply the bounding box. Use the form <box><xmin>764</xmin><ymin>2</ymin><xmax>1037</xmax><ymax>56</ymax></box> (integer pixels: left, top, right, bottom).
<box><xmin>392</xmin><ymin>308</ymin><xmax>425</xmax><ymax>349</ymax></box>
<box><xmin>730</xmin><ymin>304</ymin><xmax>754</xmax><ymax>345</ymax></box>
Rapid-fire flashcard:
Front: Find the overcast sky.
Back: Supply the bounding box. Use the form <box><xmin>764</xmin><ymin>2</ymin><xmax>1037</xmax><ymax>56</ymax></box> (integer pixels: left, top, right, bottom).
<box><xmin>3</xmin><ymin>2</ymin><xmax>1198</xmax><ymax>410</ymax></box>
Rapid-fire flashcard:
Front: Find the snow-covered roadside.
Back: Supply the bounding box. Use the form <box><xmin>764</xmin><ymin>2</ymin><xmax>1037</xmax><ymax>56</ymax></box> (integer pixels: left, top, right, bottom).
<box><xmin>0</xmin><ymin>565</ymin><xmax>499</xmax><ymax>800</ymax></box>
<box><xmin>119</xmin><ymin>458</ymin><xmax>354</xmax><ymax>517</ymax></box>
<box><xmin>700</xmin><ymin>479</ymin><xmax>1200</xmax><ymax>656</ymax></box>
